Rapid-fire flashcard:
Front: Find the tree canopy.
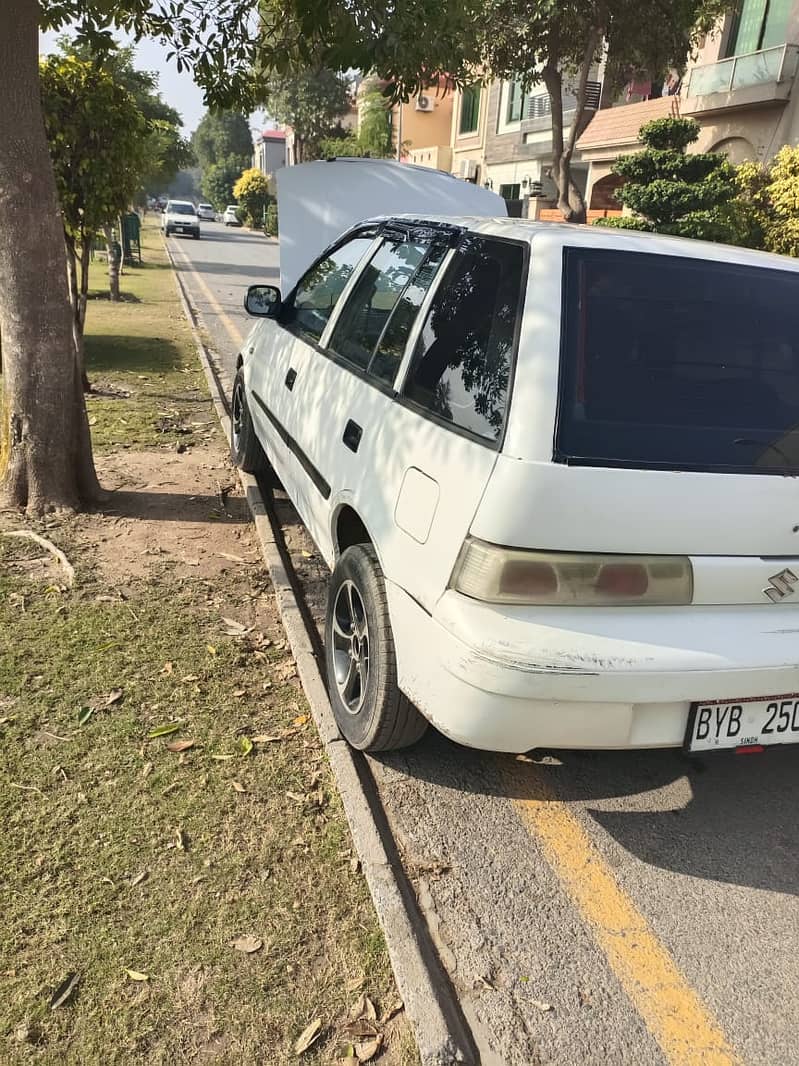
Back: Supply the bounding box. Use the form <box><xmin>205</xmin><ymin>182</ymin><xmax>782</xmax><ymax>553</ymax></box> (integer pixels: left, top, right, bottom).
<box><xmin>201</xmin><ymin>155</ymin><xmax>247</xmax><ymax>211</ymax></box>
<box><xmin>596</xmin><ymin>117</ymin><xmax>738</xmax><ymax>241</ymax></box>
<box><xmin>191</xmin><ymin>111</ymin><xmax>253</xmax><ymax>171</ymax></box>
<box><xmin>260</xmin><ymin>69</ymin><xmax>352</xmax><ymax>163</ymax></box>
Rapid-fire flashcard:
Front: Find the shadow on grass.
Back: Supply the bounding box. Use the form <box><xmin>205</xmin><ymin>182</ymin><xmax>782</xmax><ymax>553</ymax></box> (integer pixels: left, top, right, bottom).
<box><xmin>86</xmin><ymin>334</ymin><xmax>185</xmax><ymax>375</ymax></box>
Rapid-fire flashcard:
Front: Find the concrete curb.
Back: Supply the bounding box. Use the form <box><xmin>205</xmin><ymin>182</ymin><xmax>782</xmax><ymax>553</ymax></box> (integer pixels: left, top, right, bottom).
<box><xmin>164</xmin><ymin>240</ymin><xmax>476</xmax><ymax>1066</ymax></box>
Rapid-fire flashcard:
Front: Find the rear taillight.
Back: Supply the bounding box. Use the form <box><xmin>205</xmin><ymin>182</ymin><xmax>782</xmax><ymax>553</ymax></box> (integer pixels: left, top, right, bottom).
<box><xmin>451</xmin><ymin>539</ymin><xmax>693</xmax><ymax>606</ymax></box>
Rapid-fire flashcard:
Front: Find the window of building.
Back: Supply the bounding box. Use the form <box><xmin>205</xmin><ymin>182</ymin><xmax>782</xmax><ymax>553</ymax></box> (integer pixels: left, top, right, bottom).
<box><xmin>726</xmin><ymin>0</ymin><xmax>791</xmax><ymax>55</ymax></box>
<box><xmin>403</xmin><ymin>237</ymin><xmax>525</xmax><ymax>442</ymax></box>
<box><xmin>506</xmin><ymin>81</ymin><xmax>525</xmax><ymax>123</ymax></box>
<box><xmin>291</xmin><ymin>235</ymin><xmax>374</xmax><ymax>343</ymax></box>
<box><xmin>459</xmin><ymin>86</ymin><xmax>480</xmax><ymax>135</ymax></box>
<box><xmin>328</xmin><ymin>236</ymin><xmax>429</xmax><ymax>371</ymax></box>
<box><xmin>499</xmin><ymin>183</ymin><xmax>521</xmax><ymax>201</ymax></box>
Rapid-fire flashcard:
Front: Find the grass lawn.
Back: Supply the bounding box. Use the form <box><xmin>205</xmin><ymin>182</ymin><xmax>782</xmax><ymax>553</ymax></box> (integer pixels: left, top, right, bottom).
<box><xmin>0</xmin><ymin>219</ymin><xmax>417</xmax><ymax>1065</ymax></box>
<box><xmin>84</xmin><ymin>220</ymin><xmax>212</xmax><ymax>453</ymax></box>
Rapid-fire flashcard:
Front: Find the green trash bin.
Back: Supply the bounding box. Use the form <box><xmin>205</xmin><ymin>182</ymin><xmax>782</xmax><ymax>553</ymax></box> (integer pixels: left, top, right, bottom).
<box><xmin>122</xmin><ymin>212</ymin><xmax>141</xmax><ymax>265</ymax></box>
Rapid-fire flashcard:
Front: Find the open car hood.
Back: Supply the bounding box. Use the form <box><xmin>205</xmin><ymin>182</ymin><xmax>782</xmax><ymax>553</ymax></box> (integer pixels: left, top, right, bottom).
<box><xmin>276</xmin><ymin>158</ymin><xmax>507</xmax><ymax>294</ymax></box>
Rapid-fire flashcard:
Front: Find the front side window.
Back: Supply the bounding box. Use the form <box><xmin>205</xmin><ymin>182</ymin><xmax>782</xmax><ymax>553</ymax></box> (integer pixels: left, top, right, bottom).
<box><xmin>557</xmin><ymin>248</ymin><xmax>799</xmax><ymax>474</ymax></box>
<box><xmin>403</xmin><ymin>236</ymin><xmax>525</xmax><ymax>442</ymax></box>
<box><xmin>328</xmin><ymin>236</ymin><xmax>429</xmax><ymax>371</ymax></box>
<box><xmin>290</xmin><ymin>235</ymin><xmax>374</xmax><ymax>343</ymax></box>
<box><xmin>459</xmin><ymin>86</ymin><xmax>480</xmax><ymax>135</ymax></box>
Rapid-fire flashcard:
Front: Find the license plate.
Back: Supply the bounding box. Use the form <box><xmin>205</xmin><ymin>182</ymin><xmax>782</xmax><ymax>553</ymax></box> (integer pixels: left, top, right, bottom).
<box><xmin>687</xmin><ymin>694</ymin><xmax>799</xmax><ymax>752</ymax></box>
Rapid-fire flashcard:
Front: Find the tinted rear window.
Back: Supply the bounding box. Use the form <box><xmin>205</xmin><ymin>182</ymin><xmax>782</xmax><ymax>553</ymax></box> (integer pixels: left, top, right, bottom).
<box><xmin>557</xmin><ymin>248</ymin><xmax>799</xmax><ymax>474</ymax></box>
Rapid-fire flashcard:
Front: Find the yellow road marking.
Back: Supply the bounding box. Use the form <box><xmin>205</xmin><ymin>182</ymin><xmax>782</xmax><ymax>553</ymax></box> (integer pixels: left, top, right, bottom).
<box><xmin>512</xmin><ymin>777</ymin><xmax>738</xmax><ymax>1066</ymax></box>
<box><xmin>168</xmin><ymin>240</ymin><xmax>244</xmax><ymax>348</ymax></box>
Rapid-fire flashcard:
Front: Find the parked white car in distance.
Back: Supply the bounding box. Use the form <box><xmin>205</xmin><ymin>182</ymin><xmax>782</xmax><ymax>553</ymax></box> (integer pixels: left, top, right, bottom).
<box><xmin>223</xmin><ymin>205</ymin><xmax>241</xmax><ymax>226</ymax></box>
<box><xmin>231</xmin><ymin>160</ymin><xmax>799</xmax><ymax>757</ymax></box>
<box><xmin>197</xmin><ymin>203</ymin><xmax>216</xmax><ymax>221</ymax></box>
<box><xmin>161</xmin><ymin>200</ymin><xmax>200</xmax><ymax>239</ymax></box>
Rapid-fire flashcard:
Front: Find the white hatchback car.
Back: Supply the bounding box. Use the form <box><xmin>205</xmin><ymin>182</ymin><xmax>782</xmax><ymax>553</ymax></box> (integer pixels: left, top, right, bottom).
<box><xmin>197</xmin><ymin>202</ymin><xmax>216</xmax><ymax>221</ymax></box>
<box><xmin>223</xmin><ymin>205</ymin><xmax>242</xmax><ymax>226</ymax></box>
<box><xmin>161</xmin><ymin>199</ymin><xmax>200</xmax><ymax>239</ymax></box>
<box><xmin>232</xmin><ymin>194</ymin><xmax>799</xmax><ymax>756</ymax></box>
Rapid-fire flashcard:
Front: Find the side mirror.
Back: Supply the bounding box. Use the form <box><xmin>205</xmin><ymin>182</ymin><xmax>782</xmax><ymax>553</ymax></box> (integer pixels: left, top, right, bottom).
<box><xmin>245</xmin><ymin>284</ymin><xmax>281</xmax><ymax>318</ymax></box>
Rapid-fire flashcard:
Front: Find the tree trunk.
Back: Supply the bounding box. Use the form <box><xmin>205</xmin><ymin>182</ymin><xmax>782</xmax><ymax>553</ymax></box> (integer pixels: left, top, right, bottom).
<box><xmin>104</xmin><ymin>224</ymin><xmax>121</xmax><ymax>302</ymax></box>
<box><xmin>0</xmin><ymin>0</ymin><xmax>102</xmax><ymax>513</ymax></box>
<box><xmin>543</xmin><ymin>31</ymin><xmax>602</xmax><ymax>225</ymax></box>
<box><xmin>64</xmin><ymin>233</ymin><xmax>90</xmax><ymax>393</ymax></box>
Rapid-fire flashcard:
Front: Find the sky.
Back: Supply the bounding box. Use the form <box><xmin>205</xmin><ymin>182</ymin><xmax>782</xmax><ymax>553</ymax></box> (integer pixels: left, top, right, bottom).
<box><xmin>40</xmin><ymin>28</ymin><xmax>265</xmax><ymax>138</ymax></box>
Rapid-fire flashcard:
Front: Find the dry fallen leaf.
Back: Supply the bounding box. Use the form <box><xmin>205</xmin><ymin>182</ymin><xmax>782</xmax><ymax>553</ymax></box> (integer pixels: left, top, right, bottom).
<box><xmin>233</xmin><ymin>689</ymin><xmax>246</xmax><ymax>698</ymax></box>
<box><xmin>49</xmin><ymin>971</ymin><xmax>80</xmax><ymax>1009</ymax></box>
<box><xmin>251</xmin><ymin>733</ymin><xmax>282</xmax><ymax>744</ymax></box>
<box><xmin>141</xmin><ymin>762</ymin><xmax>153</xmax><ymax>778</ymax></box>
<box><xmin>124</xmin><ymin>969</ymin><xmax>149</xmax><ymax>982</ymax></box>
<box><xmin>218</xmin><ymin>552</ymin><xmax>245</xmax><ymax>562</ymax></box>
<box><xmin>355</xmin><ymin>1035</ymin><xmax>383</xmax><ymax>1062</ymax></box>
<box><xmin>130</xmin><ymin>871</ymin><xmax>148</xmax><ymax>887</ymax></box>
<box><xmin>165</xmin><ymin>739</ymin><xmax>195</xmax><ymax>753</ymax></box>
<box><xmin>531</xmin><ymin>999</ymin><xmax>553</xmax><ymax>1013</ymax></box>
<box><xmin>180</xmin><ymin>675</ymin><xmax>199</xmax><ymax>683</ymax></box>
<box><xmin>379</xmin><ymin>999</ymin><xmax>403</xmax><ymax>1024</ymax></box>
<box><xmin>148</xmin><ymin>723</ymin><xmax>181</xmax><ymax>739</ymax></box>
<box><xmin>232</xmin><ymin>780</ymin><xmax>247</xmax><ymax>793</ymax></box>
<box><xmin>293</xmin><ymin>715</ymin><xmax>309</xmax><ymax>727</ymax></box>
<box><xmin>345</xmin><ymin>975</ymin><xmax>365</xmax><ymax>994</ymax></box>
<box><xmin>294</xmin><ymin>1017</ymin><xmax>322</xmax><ymax>1055</ymax></box>
<box><xmin>160</xmin><ymin>662</ymin><xmax>174</xmax><ymax>676</ymax></box>
<box><xmin>175</xmin><ymin>828</ymin><xmax>187</xmax><ymax>851</ymax></box>
<box><xmin>230</xmin><ymin>935</ymin><xmax>263</xmax><ymax>954</ymax></box>
<box><xmin>206</xmin><ymin>644</ymin><xmax>216</xmax><ymax>656</ymax></box>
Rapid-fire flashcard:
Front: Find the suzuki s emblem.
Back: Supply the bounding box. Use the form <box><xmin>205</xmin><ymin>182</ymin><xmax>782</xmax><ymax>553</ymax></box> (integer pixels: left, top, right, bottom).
<box><xmin>764</xmin><ymin>568</ymin><xmax>799</xmax><ymax>603</ymax></box>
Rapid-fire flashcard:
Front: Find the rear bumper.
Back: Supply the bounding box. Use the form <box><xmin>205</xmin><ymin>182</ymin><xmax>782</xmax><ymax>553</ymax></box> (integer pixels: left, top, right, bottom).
<box><xmin>387</xmin><ymin>585</ymin><xmax>799</xmax><ymax>752</ymax></box>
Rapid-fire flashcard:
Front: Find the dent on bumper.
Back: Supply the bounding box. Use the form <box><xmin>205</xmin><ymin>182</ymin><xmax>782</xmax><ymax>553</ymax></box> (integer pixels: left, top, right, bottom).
<box><xmin>386</xmin><ymin>583</ymin><xmax>799</xmax><ymax>752</ymax></box>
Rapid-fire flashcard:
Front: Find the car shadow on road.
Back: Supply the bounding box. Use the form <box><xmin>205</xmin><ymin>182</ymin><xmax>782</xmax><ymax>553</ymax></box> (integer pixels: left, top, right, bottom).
<box><xmin>384</xmin><ymin>731</ymin><xmax>799</xmax><ymax>895</ymax></box>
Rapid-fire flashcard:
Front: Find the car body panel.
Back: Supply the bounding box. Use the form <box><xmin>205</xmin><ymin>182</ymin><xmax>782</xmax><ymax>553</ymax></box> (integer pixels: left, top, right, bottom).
<box><xmin>275</xmin><ymin>158</ymin><xmax>506</xmax><ymax>294</ymax></box>
<box><xmin>240</xmin><ymin>210</ymin><xmax>799</xmax><ymax>751</ymax></box>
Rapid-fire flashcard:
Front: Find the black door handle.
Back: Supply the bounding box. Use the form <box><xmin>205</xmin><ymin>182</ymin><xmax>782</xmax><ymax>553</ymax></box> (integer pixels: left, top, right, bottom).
<box><xmin>284</xmin><ymin>367</ymin><xmax>297</xmax><ymax>390</ymax></box>
<box><xmin>343</xmin><ymin>420</ymin><xmax>362</xmax><ymax>453</ymax></box>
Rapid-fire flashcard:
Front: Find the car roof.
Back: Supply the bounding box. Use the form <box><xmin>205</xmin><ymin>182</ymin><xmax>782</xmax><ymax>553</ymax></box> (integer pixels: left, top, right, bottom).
<box><xmin>168</xmin><ymin>199</ymin><xmax>194</xmax><ymax>206</ymax></box>
<box><xmin>379</xmin><ymin>213</ymin><xmax>799</xmax><ymax>273</ymax></box>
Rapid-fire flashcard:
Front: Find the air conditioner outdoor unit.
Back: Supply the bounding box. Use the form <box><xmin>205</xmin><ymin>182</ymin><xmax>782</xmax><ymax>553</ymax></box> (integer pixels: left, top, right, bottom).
<box><xmin>415</xmin><ymin>94</ymin><xmax>435</xmax><ymax>112</ymax></box>
<box><xmin>459</xmin><ymin>159</ymin><xmax>477</xmax><ymax>180</ymax></box>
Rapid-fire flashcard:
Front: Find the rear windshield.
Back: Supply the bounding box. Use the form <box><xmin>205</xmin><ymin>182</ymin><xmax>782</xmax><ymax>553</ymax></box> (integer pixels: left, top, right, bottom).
<box><xmin>556</xmin><ymin>248</ymin><xmax>799</xmax><ymax>475</ymax></box>
<box><xmin>169</xmin><ymin>203</ymin><xmax>195</xmax><ymax>215</ymax></box>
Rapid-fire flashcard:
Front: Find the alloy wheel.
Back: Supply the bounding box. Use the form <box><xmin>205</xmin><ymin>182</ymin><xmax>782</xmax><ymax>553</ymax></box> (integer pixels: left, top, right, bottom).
<box><xmin>331</xmin><ymin>579</ymin><xmax>370</xmax><ymax>714</ymax></box>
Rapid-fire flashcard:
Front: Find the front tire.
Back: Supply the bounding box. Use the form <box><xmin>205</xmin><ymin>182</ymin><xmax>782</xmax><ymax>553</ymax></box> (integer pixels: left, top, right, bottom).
<box><xmin>325</xmin><ymin>545</ymin><xmax>428</xmax><ymax>752</ymax></box>
<box><xmin>231</xmin><ymin>370</ymin><xmax>268</xmax><ymax>475</ymax></box>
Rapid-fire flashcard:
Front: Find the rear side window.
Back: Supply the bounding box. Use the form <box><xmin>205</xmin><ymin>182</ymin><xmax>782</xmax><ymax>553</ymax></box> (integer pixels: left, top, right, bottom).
<box><xmin>403</xmin><ymin>236</ymin><xmax>525</xmax><ymax>443</ymax></box>
<box><xmin>558</xmin><ymin>248</ymin><xmax>799</xmax><ymax>474</ymax></box>
<box><xmin>328</xmin><ymin>236</ymin><xmax>429</xmax><ymax>371</ymax></box>
<box><xmin>291</xmin><ymin>235</ymin><xmax>374</xmax><ymax>343</ymax></box>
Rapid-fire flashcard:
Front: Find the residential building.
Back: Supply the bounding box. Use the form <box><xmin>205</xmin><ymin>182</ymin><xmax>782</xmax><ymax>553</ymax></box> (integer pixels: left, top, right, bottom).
<box><xmin>482</xmin><ymin>75</ymin><xmax>601</xmax><ymax>215</ymax></box>
<box><xmin>449</xmin><ymin>83</ymin><xmax>490</xmax><ymax>184</ymax></box>
<box><xmin>356</xmin><ymin>76</ymin><xmax>454</xmax><ymax>165</ymax></box>
<box><xmin>253</xmin><ymin>129</ymin><xmax>286</xmax><ymax>176</ymax></box>
<box><xmin>579</xmin><ymin>2</ymin><xmax>799</xmax><ymax>210</ymax></box>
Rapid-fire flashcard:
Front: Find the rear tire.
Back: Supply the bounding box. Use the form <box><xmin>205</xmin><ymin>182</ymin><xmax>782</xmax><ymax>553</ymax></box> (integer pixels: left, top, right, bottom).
<box><xmin>231</xmin><ymin>370</ymin><xmax>268</xmax><ymax>475</ymax></box>
<box><xmin>325</xmin><ymin>545</ymin><xmax>428</xmax><ymax>752</ymax></box>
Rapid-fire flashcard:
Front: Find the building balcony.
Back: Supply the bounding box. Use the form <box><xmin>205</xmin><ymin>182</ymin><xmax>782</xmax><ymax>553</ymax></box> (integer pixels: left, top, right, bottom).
<box><xmin>683</xmin><ymin>43</ymin><xmax>799</xmax><ymax>116</ymax></box>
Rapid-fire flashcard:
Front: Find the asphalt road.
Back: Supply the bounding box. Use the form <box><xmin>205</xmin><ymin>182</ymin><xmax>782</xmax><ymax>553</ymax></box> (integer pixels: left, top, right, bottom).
<box><xmin>169</xmin><ymin>223</ymin><xmax>799</xmax><ymax>1066</ymax></box>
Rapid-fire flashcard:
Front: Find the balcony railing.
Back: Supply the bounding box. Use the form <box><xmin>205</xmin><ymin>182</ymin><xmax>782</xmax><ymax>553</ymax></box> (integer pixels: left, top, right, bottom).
<box><xmin>525</xmin><ymin>80</ymin><xmax>601</xmax><ymax>120</ymax></box>
<box><xmin>685</xmin><ymin>43</ymin><xmax>799</xmax><ymax>97</ymax></box>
